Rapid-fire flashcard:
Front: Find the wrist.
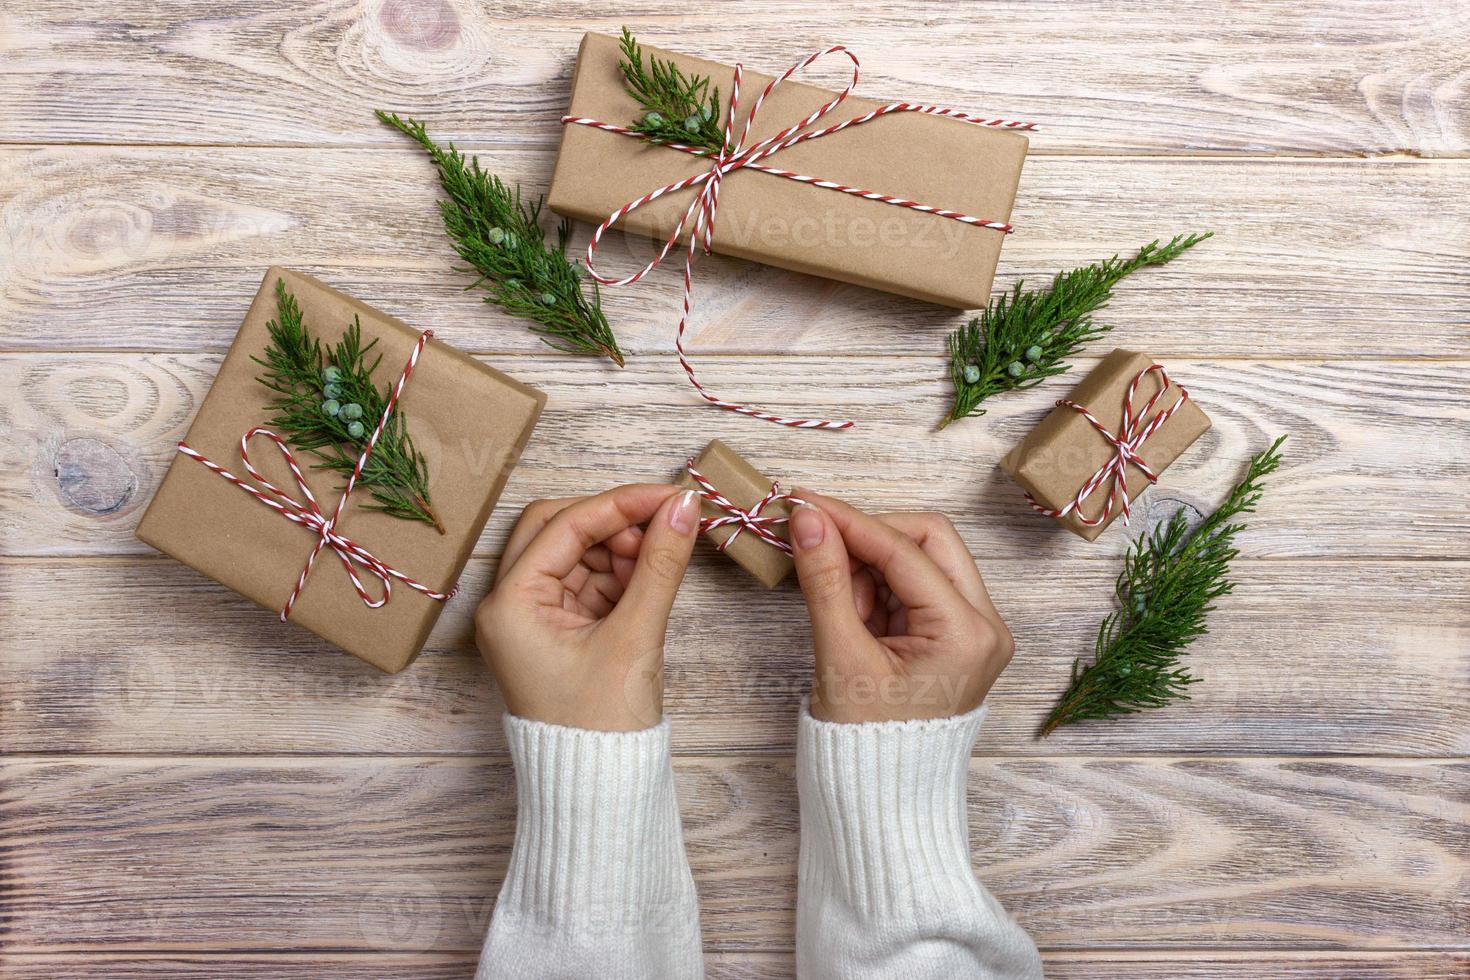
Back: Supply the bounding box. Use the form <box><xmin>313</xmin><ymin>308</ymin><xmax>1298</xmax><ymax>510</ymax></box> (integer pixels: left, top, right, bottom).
<box><xmin>489</xmin><ymin>645</ymin><xmax>665</xmax><ymax>732</ymax></box>
<box><xmin>810</xmin><ymin>667</ymin><xmax>984</xmax><ymax>723</ymax></box>
<box><xmin>499</xmin><ymin>695</ymin><xmax>664</xmax><ymax>732</ymax></box>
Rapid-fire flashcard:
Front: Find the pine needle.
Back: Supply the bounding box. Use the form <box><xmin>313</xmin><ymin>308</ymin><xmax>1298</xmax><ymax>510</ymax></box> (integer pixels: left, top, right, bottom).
<box><xmin>1038</xmin><ymin>436</ymin><xmax>1288</xmax><ymax>736</ymax></box>
<box><xmin>617</xmin><ymin>27</ymin><xmax>725</xmax><ymax>153</ymax></box>
<box><xmin>376</xmin><ymin>110</ymin><xmax>625</xmax><ymax>366</ymax></box>
<box><xmin>252</xmin><ymin>280</ymin><xmax>444</xmax><ymax>533</ymax></box>
<box><xmin>941</xmin><ymin>233</ymin><xmax>1211</xmax><ymax>428</ymax></box>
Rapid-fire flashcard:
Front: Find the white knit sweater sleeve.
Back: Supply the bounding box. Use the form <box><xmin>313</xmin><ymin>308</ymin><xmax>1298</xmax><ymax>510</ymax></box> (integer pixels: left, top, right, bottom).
<box><xmin>795</xmin><ymin>703</ymin><xmax>1043</xmax><ymax>980</ymax></box>
<box><xmin>475</xmin><ymin>714</ymin><xmax>704</xmax><ymax>980</ymax></box>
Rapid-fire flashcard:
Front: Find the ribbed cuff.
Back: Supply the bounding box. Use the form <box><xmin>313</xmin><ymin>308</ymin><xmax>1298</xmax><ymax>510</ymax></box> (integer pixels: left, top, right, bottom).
<box><xmin>797</xmin><ymin>700</ymin><xmax>988</xmax><ymax>918</ymax></box>
<box><xmin>495</xmin><ymin>714</ymin><xmax>695</xmax><ymax>930</ymax></box>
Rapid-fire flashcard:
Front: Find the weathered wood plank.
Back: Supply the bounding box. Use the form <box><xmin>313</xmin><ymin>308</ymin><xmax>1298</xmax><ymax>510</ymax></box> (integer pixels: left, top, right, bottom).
<box><xmin>1042</xmin><ymin>954</ymin><xmax>1470</xmax><ymax>979</ymax></box>
<box><xmin>1</xmin><ymin>757</ymin><xmax>1464</xmax><ymax>952</ymax></box>
<box><xmin>0</xmin><ymin>955</ymin><xmax>488</xmax><ymax>979</ymax></box>
<box><xmin>2</xmin><ymin>951</ymin><xmax>1467</xmax><ymax>979</ymax></box>
<box><xmin>0</xmin><ymin>953</ymin><xmax>789</xmax><ymax>979</ymax></box>
<box><xmin>4</xmin><ymin>149</ymin><xmax>1467</xmax><ymax>357</ymax></box>
<box><xmin>1</xmin><ymin>1</ymin><xmax>1466</xmax><ymax>155</ymax></box>
<box><xmin>0</xmin><ymin>952</ymin><xmax>809</xmax><ymax>979</ymax></box>
<box><xmin>3</xmin><ymin>556</ymin><xmax>1464</xmax><ymax>756</ymax></box>
<box><xmin>4</xmin><ymin>354</ymin><xmax>1467</xmax><ymax>561</ymax></box>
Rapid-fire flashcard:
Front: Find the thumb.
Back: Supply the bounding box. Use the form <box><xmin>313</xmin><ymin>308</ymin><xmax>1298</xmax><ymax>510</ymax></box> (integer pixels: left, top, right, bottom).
<box><xmin>610</xmin><ymin>488</ymin><xmax>700</xmax><ymax>642</ymax></box>
<box><xmin>789</xmin><ymin>500</ymin><xmax>863</xmax><ymax>662</ymax></box>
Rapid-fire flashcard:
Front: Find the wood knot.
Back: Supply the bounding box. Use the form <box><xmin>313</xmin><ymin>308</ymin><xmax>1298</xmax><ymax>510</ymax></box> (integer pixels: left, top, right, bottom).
<box><xmin>54</xmin><ymin>437</ymin><xmax>138</xmax><ymax>516</ymax></box>
<box><xmin>65</xmin><ymin>203</ymin><xmax>151</xmax><ymax>258</ymax></box>
<box><xmin>378</xmin><ymin>0</ymin><xmax>461</xmax><ymax>51</ymax></box>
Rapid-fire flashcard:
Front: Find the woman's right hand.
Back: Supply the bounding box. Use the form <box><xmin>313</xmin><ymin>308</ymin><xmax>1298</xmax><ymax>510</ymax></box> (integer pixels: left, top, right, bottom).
<box><xmin>786</xmin><ymin>490</ymin><xmax>1014</xmax><ymax>724</ymax></box>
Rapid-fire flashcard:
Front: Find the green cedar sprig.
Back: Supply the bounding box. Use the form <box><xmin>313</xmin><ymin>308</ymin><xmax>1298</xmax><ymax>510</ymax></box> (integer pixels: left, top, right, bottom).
<box><xmin>252</xmin><ymin>280</ymin><xmax>443</xmax><ymax>533</ymax></box>
<box><xmin>376</xmin><ymin>110</ymin><xmax>625</xmax><ymax>366</ymax></box>
<box><xmin>941</xmin><ymin>233</ymin><xmax>1212</xmax><ymax>428</ymax></box>
<box><xmin>1039</xmin><ymin>436</ymin><xmax>1288</xmax><ymax>736</ymax></box>
<box><xmin>617</xmin><ymin>27</ymin><xmax>725</xmax><ymax>153</ymax></box>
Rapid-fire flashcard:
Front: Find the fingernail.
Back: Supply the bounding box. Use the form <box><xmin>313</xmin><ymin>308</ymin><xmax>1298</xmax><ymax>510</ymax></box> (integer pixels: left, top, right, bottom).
<box><xmin>669</xmin><ymin>489</ymin><xmax>699</xmax><ymax>535</ymax></box>
<box><xmin>791</xmin><ymin>500</ymin><xmax>825</xmax><ymax>550</ymax></box>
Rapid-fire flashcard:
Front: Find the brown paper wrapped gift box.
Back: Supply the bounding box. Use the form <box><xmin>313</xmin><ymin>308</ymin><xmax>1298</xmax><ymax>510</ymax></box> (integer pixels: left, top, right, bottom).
<box><xmin>136</xmin><ymin>268</ymin><xmax>546</xmax><ymax>673</ymax></box>
<box><xmin>676</xmin><ymin>440</ymin><xmax>794</xmax><ymax>588</ymax></box>
<box><xmin>550</xmin><ymin>32</ymin><xmax>1028</xmax><ymax>310</ymax></box>
<box><xmin>1000</xmin><ymin>349</ymin><xmax>1211</xmax><ymax>541</ymax></box>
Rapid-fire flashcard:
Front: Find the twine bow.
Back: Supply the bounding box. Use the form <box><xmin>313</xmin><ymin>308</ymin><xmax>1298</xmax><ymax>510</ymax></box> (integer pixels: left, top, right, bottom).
<box><xmin>1026</xmin><ymin>363</ymin><xmax>1191</xmax><ymax>529</ymax></box>
<box><xmin>686</xmin><ymin>459</ymin><xmax>793</xmax><ymax>554</ymax></box>
<box><xmin>565</xmin><ymin>44</ymin><xmax>1034</xmax><ymax>430</ymax></box>
<box><xmin>176</xmin><ymin>330</ymin><xmax>456</xmax><ymax>621</ymax></box>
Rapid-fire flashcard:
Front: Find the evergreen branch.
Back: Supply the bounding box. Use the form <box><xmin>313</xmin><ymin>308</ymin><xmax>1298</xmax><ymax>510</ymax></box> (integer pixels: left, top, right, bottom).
<box><xmin>941</xmin><ymin>233</ymin><xmax>1211</xmax><ymax>428</ymax></box>
<box><xmin>375</xmin><ymin>110</ymin><xmax>625</xmax><ymax>367</ymax></box>
<box><xmin>252</xmin><ymin>280</ymin><xmax>444</xmax><ymax>533</ymax></box>
<box><xmin>1039</xmin><ymin>436</ymin><xmax>1288</xmax><ymax>736</ymax></box>
<box><xmin>617</xmin><ymin>27</ymin><xmax>725</xmax><ymax>153</ymax></box>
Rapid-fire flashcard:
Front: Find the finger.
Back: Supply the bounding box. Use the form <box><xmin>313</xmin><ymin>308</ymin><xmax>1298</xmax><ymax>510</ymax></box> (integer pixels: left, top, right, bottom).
<box><xmin>605</xmin><ymin>528</ymin><xmax>644</xmax><ymax>589</ymax></box>
<box><xmin>507</xmin><ymin>485</ymin><xmax>682</xmax><ymax>587</ymax></box>
<box><xmin>889</xmin><ymin>606</ymin><xmax>910</xmax><ymax>637</ymax></box>
<box><xmin>865</xmin><ymin>571</ymin><xmax>893</xmax><ymax>636</ymax></box>
<box><xmin>583</xmin><ymin>544</ymin><xmax>612</xmax><ymax>575</ymax></box>
<box><xmin>605</xmin><ymin>526</ymin><xmax>644</xmax><ymax>560</ymax></box>
<box><xmin>499</xmin><ymin>497</ymin><xmax>579</xmax><ymax>581</ymax></box>
<box><xmin>792</xmin><ymin>490</ymin><xmax>961</xmax><ymax>615</ymax></box>
<box><xmin>873</xmin><ymin>512</ymin><xmax>996</xmax><ymax>616</ymax></box>
<box><xmin>574</xmin><ymin>569</ymin><xmax>627</xmax><ymax>618</ymax></box>
<box><xmin>862</xmin><ymin>572</ymin><xmax>890</xmax><ymax>637</ymax></box>
<box><xmin>563</xmin><ymin>564</ymin><xmax>590</xmax><ymax>595</ymax></box>
<box><xmin>608</xmin><ymin>488</ymin><xmax>701</xmax><ymax>640</ymax></box>
<box><xmin>612</xmin><ymin>553</ymin><xmax>638</xmax><ymax>589</ymax></box>
<box><xmin>850</xmin><ymin>564</ymin><xmax>878</xmax><ymax>624</ymax></box>
<box><xmin>788</xmin><ymin>499</ymin><xmax>868</xmax><ymax>663</ymax></box>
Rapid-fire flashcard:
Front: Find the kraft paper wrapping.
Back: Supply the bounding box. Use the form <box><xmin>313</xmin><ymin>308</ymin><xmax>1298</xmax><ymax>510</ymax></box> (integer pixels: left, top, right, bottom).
<box><xmin>676</xmin><ymin>439</ymin><xmax>794</xmax><ymax>588</ymax></box>
<box><xmin>549</xmin><ymin>32</ymin><xmax>1028</xmax><ymax>310</ymax></box>
<box><xmin>999</xmin><ymin>349</ymin><xmax>1211</xmax><ymax>541</ymax></box>
<box><xmin>137</xmin><ymin>268</ymin><xmax>546</xmax><ymax>672</ymax></box>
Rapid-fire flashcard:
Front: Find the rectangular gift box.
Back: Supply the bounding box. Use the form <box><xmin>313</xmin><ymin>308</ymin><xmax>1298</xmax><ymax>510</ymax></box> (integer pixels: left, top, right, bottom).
<box><xmin>549</xmin><ymin>32</ymin><xmax>1028</xmax><ymax>310</ymax></box>
<box><xmin>676</xmin><ymin>439</ymin><xmax>794</xmax><ymax>588</ymax></box>
<box><xmin>999</xmin><ymin>349</ymin><xmax>1211</xmax><ymax>541</ymax></box>
<box><xmin>137</xmin><ymin>268</ymin><xmax>546</xmax><ymax>672</ymax></box>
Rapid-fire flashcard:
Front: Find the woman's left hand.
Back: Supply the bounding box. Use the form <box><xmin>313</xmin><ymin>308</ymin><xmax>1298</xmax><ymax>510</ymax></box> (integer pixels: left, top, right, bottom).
<box><xmin>475</xmin><ymin>484</ymin><xmax>701</xmax><ymax>731</ymax></box>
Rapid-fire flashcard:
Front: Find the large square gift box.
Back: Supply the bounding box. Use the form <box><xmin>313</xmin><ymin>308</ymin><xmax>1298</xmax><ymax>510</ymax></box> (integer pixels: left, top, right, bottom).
<box><xmin>137</xmin><ymin>268</ymin><xmax>546</xmax><ymax>672</ymax></box>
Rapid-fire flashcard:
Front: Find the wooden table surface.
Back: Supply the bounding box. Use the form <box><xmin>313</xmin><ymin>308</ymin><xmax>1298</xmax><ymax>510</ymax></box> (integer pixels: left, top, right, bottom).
<box><xmin>3</xmin><ymin>1</ymin><xmax>1468</xmax><ymax>977</ymax></box>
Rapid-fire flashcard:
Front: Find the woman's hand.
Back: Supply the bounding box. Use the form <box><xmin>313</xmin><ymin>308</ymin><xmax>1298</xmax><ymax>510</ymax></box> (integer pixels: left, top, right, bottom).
<box><xmin>787</xmin><ymin>490</ymin><xmax>1014</xmax><ymax>724</ymax></box>
<box><xmin>475</xmin><ymin>484</ymin><xmax>701</xmax><ymax>731</ymax></box>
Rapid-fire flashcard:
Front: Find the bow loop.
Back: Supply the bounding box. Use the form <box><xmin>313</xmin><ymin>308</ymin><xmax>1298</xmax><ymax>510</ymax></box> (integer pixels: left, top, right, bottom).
<box><xmin>237</xmin><ymin>427</ymin><xmax>398</xmax><ymax>617</ymax></box>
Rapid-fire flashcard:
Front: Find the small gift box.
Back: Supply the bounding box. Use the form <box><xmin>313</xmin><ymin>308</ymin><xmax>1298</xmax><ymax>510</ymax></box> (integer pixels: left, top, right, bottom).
<box><xmin>549</xmin><ymin>32</ymin><xmax>1029</xmax><ymax>311</ymax></box>
<box><xmin>676</xmin><ymin>440</ymin><xmax>794</xmax><ymax>588</ymax></box>
<box><xmin>136</xmin><ymin>268</ymin><xmax>546</xmax><ymax>672</ymax></box>
<box><xmin>1000</xmin><ymin>349</ymin><xmax>1211</xmax><ymax>541</ymax></box>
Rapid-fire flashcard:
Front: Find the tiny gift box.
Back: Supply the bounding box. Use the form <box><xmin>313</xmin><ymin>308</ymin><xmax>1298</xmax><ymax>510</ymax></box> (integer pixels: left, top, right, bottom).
<box><xmin>1000</xmin><ymin>349</ymin><xmax>1211</xmax><ymax>541</ymax></box>
<box><xmin>549</xmin><ymin>31</ymin><xmax>1029</xmax><ymax>310</ymax></box>
<box><xmin>137</xmin><ymin>268</ymin><xmax>546</xmax><ymax>672</ymax></box>
<box><xmin>676</xmin><ymin>439</ymin><xmax>794</xmax><ymax>588</ymax></box>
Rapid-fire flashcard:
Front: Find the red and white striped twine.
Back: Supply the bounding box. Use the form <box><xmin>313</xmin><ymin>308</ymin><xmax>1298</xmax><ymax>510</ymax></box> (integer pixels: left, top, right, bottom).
<box><xmin>565</xmin><ymin>44</ymin><xmax>1034</xmax><ymax>430</ymax></box>
<box><xmin>686</xmin><ymin>459</ymin><xmax>793</xmax><ymax>554</ymax></box>
<box><xmin>1026</xmin><ymin>364</ymin><xmax>1190</xmax><ymax>529</ymax></box>
<box><xmin>176</xmin><ymin>330</ymin><xmax>456</xmax><ymax>622</ymax></box>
